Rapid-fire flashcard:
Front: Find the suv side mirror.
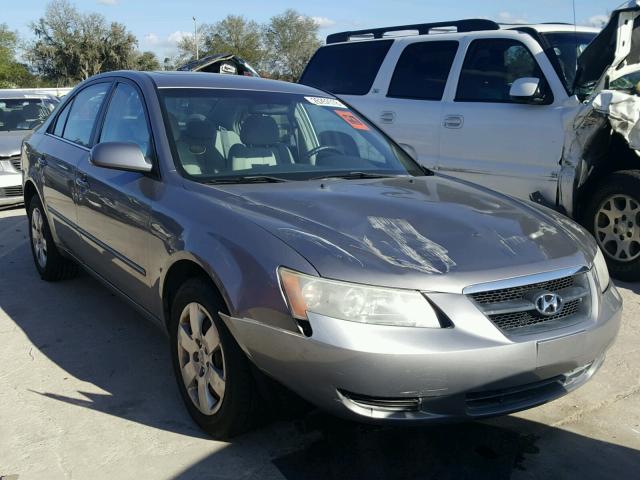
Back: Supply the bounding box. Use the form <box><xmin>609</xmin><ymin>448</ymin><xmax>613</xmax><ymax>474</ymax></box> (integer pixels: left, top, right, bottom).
<box><xmin>90</xmin><ymin>142</ymin><xmax>152</xmax><ymax>173</ymax></box>
<box><xmin>509</xmin><ymin>77</ymin><xmax>542</xmax><ymax>103</ymax></box>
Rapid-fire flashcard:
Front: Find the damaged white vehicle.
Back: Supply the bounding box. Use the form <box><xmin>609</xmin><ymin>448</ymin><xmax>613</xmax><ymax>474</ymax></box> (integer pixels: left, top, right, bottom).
<box><xmin>301</xmin><ymin>2</ymin><xmax>640</xmax><ymax>280</ymax></box>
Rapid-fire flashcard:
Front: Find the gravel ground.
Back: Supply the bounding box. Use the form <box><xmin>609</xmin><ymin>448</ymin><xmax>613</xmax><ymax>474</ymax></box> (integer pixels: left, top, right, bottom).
<box><xmin>0</xmin><ymin>207</ymin><xmax>638</xmax><ymax>479</ymax></box>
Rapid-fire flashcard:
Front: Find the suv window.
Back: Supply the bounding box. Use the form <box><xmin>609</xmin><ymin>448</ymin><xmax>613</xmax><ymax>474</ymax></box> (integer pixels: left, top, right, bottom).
<box><xmin>62</xmin><ymin>83</ymin><xmax>110</xmax><ymax>147</ymax></box>
<box><xmin>388</xmin><ymin>41</ymin><xmax>458</xmax><ymax>101</ymax></box>
<box><xmin>300</xmin><ymin>40</ymin><xmax>393</xmax><ymax>95</ymax></box>
<box><xmin>456</xmin><ymin>39</ymin><xmax>550</xmax><ymax>103</ymax></box>
<box><xmin>100</xmin><ymin>83</ymin><xmax>152</xmax><ymax>158</ymax></box>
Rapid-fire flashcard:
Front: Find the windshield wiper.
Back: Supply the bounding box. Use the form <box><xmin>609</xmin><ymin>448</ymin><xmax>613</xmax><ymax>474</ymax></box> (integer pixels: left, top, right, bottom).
<box><xmin>309</xmin><ymin>171</ymin><xmax>402</xmax><ymax>181</ymax></box>
<box><xmin>206</xmin><ymin>175</ymin><xmax>290</xmax><ymax>184</ymax></box>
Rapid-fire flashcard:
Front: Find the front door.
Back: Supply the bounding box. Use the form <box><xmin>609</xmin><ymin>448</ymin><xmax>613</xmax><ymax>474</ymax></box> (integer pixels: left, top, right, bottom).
<box><xmin>74</xmin><ymin>81</ymin><xmax>156</xmax><ymax>309</ymax></box>
<box><xmin>439</xmin><ymin>38</ymin><xmax>565</xmax><ymax>202</ymax></box>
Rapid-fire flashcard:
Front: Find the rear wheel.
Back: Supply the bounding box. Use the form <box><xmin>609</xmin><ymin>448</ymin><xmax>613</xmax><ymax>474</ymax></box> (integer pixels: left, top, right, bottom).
<box><xmin>584</xmin><ymin>171</ymin><xmax>640</xmax><ymax>281</ymax></box>
<box><xmin>169</xmin><ymin>278</ymin><xmax>259</xmax><ymax>439</ymax></box>
<box><xmin>27</xmin><ymin>196</ymin><xmax>78</xmax><ymax>281</ymax></box>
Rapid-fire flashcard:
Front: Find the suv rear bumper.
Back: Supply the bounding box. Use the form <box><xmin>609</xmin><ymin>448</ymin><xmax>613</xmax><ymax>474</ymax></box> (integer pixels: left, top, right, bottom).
<box><xmin>221</xmin><ymin>284</ymin><xmax>622</xmax><ymax>423</ymax></box>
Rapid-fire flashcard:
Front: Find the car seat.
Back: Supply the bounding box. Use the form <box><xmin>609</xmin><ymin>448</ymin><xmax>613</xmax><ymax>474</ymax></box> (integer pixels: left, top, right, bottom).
<box><xmin>176</xmin><ymin>118</ymin><xmax>226</xmax><ymax>175</ymax></box>
<box><xmin>229</xmin><ymin>115</ymin><xmax>293</xmax><ymax>171</ymax></box>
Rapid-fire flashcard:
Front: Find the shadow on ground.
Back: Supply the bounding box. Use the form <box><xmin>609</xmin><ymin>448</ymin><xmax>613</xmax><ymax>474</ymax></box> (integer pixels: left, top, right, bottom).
<box><xmin>1</xmin><ymin>211</ymin><xmax>638</xmax><ymax>479</ymax></box>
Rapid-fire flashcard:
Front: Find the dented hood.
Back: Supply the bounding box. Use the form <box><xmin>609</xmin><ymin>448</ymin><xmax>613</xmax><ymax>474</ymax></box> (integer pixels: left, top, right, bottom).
<box><xmin>211</xmin><ymin>176</ymin><xmax>593</xmax><ymax>291</ymax></box>
<box><xmin>576</xmin><ymin>1</ymin><xmax>640</xmax><ymax>94</ymax></box>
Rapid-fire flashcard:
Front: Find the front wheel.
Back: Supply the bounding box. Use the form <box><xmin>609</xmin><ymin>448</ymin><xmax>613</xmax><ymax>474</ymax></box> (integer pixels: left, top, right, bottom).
<box><xmin>583</xmin><ymin>171</ymin><xmax>640</xmax><ymax>281</ymax></box>
<box><xmin>169</xmin><ymin>278</ymin><xmax>259</xmax><ymax>439</ymax></box>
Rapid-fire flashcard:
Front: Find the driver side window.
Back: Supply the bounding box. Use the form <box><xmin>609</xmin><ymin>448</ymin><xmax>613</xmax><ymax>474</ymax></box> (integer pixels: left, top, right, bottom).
<box><xmin>456</xmin><ymin>39</ymin><xmax>552</xmax><ymax>104</ymax></box>
<box><xmin>100</xmin><ymin>83</ymin><xmax>152</xmax><ymax>158</ymax></box>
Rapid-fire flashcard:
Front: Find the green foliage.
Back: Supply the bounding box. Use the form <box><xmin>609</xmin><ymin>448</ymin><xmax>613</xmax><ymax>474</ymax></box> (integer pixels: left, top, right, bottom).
<box><xmin>133</xmin><ymin>51</ymin><xmax>161</xmax><ymax>71</ymax></box>
<box><xmin>263</xmin><ymin>10</ymin><xmax>321</xmax><ymax>81</ymax></box>
<box><xmin>0</xmin><ymin>24</ymin><xmax>36</xmax><ymax>88</ymax></box>
<box><xmin>27</xmin><ymin>0</ymin><xmax>138</xmax><ymax>84</ymax></box>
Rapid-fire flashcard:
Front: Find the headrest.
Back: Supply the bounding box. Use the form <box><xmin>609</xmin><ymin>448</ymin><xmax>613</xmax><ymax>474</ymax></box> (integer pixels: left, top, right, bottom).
<box><xmin>240</xmin><ymin>115</ymin><xmax>279</xmax><ymax>146</ymax></box>
<box><xmin>184</xmin><ymin>118</ymin><xmax>216</xmax><ymax>142</ymax></box>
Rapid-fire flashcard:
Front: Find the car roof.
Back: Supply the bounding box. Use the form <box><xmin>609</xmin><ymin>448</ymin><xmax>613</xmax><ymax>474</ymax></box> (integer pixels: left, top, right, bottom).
<box><xmin>0</xmin><ymin>90</ymin><xmax>57</xmax><ymax>100</ymax></box>
<box><xmin>100</xmin><ymin>71</ymin><xmax>327</xmax><ymax>96</ymax></box>
<box><xmin>503</xmin><ymin>24</ymin><xmax>600</xmax><ymax>34</ymax></box>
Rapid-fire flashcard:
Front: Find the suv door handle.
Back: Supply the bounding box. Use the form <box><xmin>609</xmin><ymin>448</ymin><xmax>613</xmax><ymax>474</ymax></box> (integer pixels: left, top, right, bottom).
<box><xmin>37</xmin><ymin>155</ymin><xmax>47</xmax><ymax>167</ymax></box>
<box><xmin>443</xmin><ymin>115</ymin><xmax>464</xmax><ymax>129</ymax></box>
<box><xmin>380</xmin><ymin>111</ymin><xmax>396</xmax><ymax>124</ymax></box>
<box><xmin>75</xmin><ymin>173</ymin><xmax>89</xmax><ymax>189</ymax></box>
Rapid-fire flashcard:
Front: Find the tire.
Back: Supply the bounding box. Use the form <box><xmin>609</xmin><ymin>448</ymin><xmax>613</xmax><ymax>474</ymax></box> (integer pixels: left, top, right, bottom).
<box><xmin>169</xmin><ymin>278</ymin><xmax>259</xmax><ymax>439</ymax></box>
<box><xmin>583</xmin><ymin>170</ymin><xmax>640</xmax><ymax>281</ymax></box>
<box><xmin>27</xmin><ymin>196</ymin><xmax>78</xmax><ymax>281</ymax></box>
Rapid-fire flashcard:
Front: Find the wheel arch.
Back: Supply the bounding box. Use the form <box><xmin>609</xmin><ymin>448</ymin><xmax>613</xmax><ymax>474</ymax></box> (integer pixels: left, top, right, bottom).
<box><xmin>160</xmin><ymin>255</ymin><xmax>232</xmax><ymax>332</ymax></box>
<box><xmin>23</xmin><ymin>179</ymin><xmax>39</xmax><ymax>209</ymax></box>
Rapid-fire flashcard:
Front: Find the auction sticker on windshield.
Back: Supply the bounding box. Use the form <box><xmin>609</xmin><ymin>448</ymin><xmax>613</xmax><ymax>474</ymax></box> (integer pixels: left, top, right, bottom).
<box><xmin>334</xmin><ymin>110</ymin><xmax>370</xmax><ymax>131</ymax></box>
<box><xmin>305</xmin><ymin>96</ymin><xmax>347</xmax><ymax>108</ymax></box>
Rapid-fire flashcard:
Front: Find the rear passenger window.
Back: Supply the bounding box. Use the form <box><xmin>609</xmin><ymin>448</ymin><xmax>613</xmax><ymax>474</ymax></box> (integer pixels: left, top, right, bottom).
<box><xmin>388</xmin><ymin>41</ymin><xmax>458</xmax><ymax>100</ymax></box>
<box><xmin>63</xmin><ymin>83</ymin><xmax>110</xmax><ymax>147</ymax></box>
<box><xmin>456</xmin><ymin>39</ymin><xmax>551</xmax><ymax>103</ymax></box>
<box><xmin>300</xmin><ymin>41</ymin><xmax>393</xmax><ymax>95</ymax></box>
<box><xmin>52</xmin><ymin>101</ymin><xmax>72</xmax><ymax>137</ymax></box>
<box><xmin>100</xmin><ymin>83</ymin><xmax>152</xmax><ymax>158</ymax></box>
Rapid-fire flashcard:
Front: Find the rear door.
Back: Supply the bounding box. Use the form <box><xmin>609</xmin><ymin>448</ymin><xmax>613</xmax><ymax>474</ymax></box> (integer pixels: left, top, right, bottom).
<box><xmin>39</xmin><ymin>82</ymin><xmax>111</xmax><ymax>251</ymax></box>
<box><xmin>74</xmin><ymin>80</ymin><xmax>157</xmax><ymax>308</ymax></box>
<box><xmin>438</xmin><ymin>36</ymin><xmax>566</xmax><ymax>201</ymax></box>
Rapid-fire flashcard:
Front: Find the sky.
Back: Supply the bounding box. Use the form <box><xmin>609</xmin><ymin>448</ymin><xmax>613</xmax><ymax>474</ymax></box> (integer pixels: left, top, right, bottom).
<box><xmin>6</xmin><ymin>0</ymin><xmax>624</xmax><ymax>60</ymax></box>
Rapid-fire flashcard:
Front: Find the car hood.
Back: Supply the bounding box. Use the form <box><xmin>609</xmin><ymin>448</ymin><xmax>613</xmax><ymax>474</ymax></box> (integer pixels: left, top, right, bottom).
<box><xmin>576</xmin><ymin>1</ymin><xmax>640</xmax><ymax>95</ymax></box>
<box><xmin>206</xmin><ymin>176</ymin><xmax>593</xmax><ymax>292</ymax></box>
<box><xmin>0</xmin><ymin>130</ymin><xmax>28</xmax><ymax>157</ymax></box>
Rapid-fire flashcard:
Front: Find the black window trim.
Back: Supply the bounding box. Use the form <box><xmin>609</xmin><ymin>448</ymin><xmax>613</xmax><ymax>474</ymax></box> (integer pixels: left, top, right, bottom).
<box><xmin>454</xmin><ymin>38</ymin><xmax>555</xmax><ymax>105</ymax></box>
<box><xmin>386</xmin><ymin>40</ymin><xmax>460</xmax><ymax>101</ymax></box>
<box><xmin>46</xmin><ymin>80</ymin><xmax>115</xmax><ymax>148</ymax></box>
<box><xmin>92</xmin><ymin>76</ymin><xmax>161</xmax><ymax>179</ymax></box>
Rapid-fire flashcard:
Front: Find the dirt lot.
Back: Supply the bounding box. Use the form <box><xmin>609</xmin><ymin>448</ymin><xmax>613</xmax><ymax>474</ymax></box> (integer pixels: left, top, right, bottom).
<box><xmin>0</xmin><ymin>206</ymin><xmax>638</xmax><ymax>479</ymax></box>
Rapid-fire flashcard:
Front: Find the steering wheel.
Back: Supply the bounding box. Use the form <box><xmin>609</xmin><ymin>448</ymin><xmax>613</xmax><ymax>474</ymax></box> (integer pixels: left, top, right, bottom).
<box><xmin>305</xmin><ymin>145</ymin><xmax>343</xmax><ymax>159</ymax></box>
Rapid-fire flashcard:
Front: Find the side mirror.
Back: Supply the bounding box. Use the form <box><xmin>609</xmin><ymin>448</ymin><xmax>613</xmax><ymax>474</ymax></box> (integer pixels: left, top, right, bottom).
<box><xmin>90</xmin><ymin>142</ymin><xmax>152</xmax><ymax>173</ymax></box>
<box><xmin>509</xmin><ymin>77</ymin><xmax>542</xmax><ymax>103</ymax></box>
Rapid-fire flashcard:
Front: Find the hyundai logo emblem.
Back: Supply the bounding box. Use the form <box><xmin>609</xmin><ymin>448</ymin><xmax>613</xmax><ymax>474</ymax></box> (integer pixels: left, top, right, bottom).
<box><xmin>534</xmin><ymin>292</ymin><xmax>564</xmax><ymax>316</ymax></box>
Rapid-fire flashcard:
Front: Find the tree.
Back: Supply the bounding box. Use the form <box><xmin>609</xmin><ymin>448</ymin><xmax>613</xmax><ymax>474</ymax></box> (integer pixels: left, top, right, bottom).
<box><xmin>263</xmin><ymin>10</ymin><xmax>321</xmax><ymax>81</ymax></box>
<box><xmin>0</xmin><ymin>24</ymin><xmax>35</xmax><ymax>88</ymax></box>
<box><xmin>177</xmin><ymin>15</ymin><xmax>264</xmax><ymax>67</ymax></box>
<box><xmin>27</xmin><ymin>0</ymin><xmax>138</xmax><ymax>84</ymax></box>
<box><xmin>133</xmin><ymin>51</ymin><xmax>161</xmax><ymax>71</ymax></box>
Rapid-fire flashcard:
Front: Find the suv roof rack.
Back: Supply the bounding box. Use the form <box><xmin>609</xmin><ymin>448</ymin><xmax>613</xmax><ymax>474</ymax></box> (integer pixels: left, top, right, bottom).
<box><xmin>326</xmin><ymin>19</ymin><xmax>500</xmax><ymax>44</ymax></box>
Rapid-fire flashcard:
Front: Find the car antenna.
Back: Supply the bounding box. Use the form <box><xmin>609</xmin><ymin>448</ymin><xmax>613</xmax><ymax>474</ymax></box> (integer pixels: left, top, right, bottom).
<box><xmin>572</xmin><ymin>0</ymin><xmax>579</xmax><ymax>75</ymax></box>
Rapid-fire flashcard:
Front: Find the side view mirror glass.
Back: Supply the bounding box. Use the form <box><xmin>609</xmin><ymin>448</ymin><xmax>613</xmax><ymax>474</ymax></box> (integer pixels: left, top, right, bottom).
<box><xmin>509</xmin><ymin>77</ymin><xmax>542</xmax><ymax>103</ymax></box>
<box><xmin>90</xmin><ymin>142</ymin><xmax>152</xmax><ymax>173</ymax></box>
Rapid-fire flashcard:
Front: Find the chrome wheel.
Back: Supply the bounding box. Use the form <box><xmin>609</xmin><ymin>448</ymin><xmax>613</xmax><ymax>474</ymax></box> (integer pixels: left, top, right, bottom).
<box><xmin>31</xmin><ymin>207</ymin><xmax>47</xmax><ymax>269</ymax></box>
<box><xmin>595</xmin><ymin>194</ymin><xmax>640</xmax><ymax>262</ymax></box>
<box><xmin>177</xmin><ymin>302</ymin><xmax>226</xmax><ymax>415</ymax></box>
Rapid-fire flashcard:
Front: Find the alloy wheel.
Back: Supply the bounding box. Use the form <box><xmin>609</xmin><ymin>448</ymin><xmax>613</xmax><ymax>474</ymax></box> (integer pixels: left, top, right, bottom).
<box><xmin>595</xmin><ymin>194</ymin><xmax>640</xmax><ymax>262</ymax></box>
<box><xmin>31</xmin><ymin>207</ymin><xmax>47</xmax><ymax>268</ymax></box>
<box><xmin>177</xmin><ymin>302</ymin><xmax>226</xmax><ymax>415</ymax></box>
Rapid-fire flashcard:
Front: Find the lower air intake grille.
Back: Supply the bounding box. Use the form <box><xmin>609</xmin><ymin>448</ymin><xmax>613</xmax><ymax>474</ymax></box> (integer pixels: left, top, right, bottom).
<box><xmin>0</xmin><ymin>185</ymin><xmax>23</xmax><ymax>198</ymax></box>
<box><xmin>339</xmin><ymin>390</ymin><xmax>421</xmax><ymax>412</ymax></box>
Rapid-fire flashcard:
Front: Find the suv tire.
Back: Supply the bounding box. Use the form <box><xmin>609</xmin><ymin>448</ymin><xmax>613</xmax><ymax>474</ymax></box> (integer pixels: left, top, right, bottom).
<box><xmin>584</xmin><ymin>170</ymin><xmax>640</xmax><ymax>281</ymax></box>
<box><xmin>169</xmin><ymin>278</ymin><xmax>259</xmax><ymax>439</ymax></box>
<box><xmin>27</xmin><ymin>196</ymin><xmax>78</xmax><ymax>281</ymax></box>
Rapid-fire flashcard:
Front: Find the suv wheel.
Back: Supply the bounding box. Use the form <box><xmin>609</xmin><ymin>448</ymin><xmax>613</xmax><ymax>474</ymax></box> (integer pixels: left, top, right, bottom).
<box><xmin>28</xmin><ymin>196</ymin><xmax>78</xmax><ymax>281</ymax></box>
<box><xmin>169</xmin><ymin>278</ymin><xmax>259</xmax><ymax>439</ymax></box>
<box><xmin>584</xmin><ymin>171</ymin><xmax>640</xmax><ymax>281</ymax></box>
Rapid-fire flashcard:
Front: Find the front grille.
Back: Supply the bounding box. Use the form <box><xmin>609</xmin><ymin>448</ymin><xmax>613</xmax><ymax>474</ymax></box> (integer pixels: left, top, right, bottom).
<box><xmin>490</xmin><ymin>298</ymin><xmax>583</xmax><ymax>331</ymax></box>
<box><xmin>0</xmin><ymin>185</ymin><xmax>23</xmax><ymax>198</ymax></box>
<box><xmin>470</xmin><ymin>275</ymin><xmax>575</xmax><ymax>304</ymax></box>
<box><xmin>10</xmin><ymin>155</ymin><xmax>21</xmax><ymax>171</ymax></box>
<box><xmin>468</xmin><ymin>272</ymin><xmax>590</xmax><ymax>335</ymax></box>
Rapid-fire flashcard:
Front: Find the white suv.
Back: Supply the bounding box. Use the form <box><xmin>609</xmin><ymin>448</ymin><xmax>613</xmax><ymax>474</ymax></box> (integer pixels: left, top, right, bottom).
<box><xmin>301</xmin><ymin>7</ymin><xmax>640</xmax><ymax>280</ymax></box>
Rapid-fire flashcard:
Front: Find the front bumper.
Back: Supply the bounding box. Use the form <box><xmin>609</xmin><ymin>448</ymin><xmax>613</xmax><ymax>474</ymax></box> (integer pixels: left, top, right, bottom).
<box><xmin>0</xmin><ymin>172</ymin><xmax>23</xmax><ymax>206</ymax></box>
<box><xmin>221</xmin><ymin>283</ymin><xmax>622</xmax><ymax>423</ymax></box>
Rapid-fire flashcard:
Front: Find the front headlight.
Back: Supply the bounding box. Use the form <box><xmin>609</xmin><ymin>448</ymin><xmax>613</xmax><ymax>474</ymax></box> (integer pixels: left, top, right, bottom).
<box><xmin>278</xmin><ymin>268</ymin><xmax>442</xmax><ymax>328</ymax></box>
<box><xmin>593</xmin><ymin>247</ymin><xmax>611</xmax><ymax>293</ymax></box>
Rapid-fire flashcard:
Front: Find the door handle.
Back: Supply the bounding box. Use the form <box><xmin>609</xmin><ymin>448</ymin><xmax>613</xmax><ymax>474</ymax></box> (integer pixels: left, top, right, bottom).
<box><xmin>380</xmin><ymin>111</ymin><xmax>396</xmax><ymax>124</ymax></box>
<box><xmin>37</xmin><ymin>155</ymin><xmax>47</xmax><ymax>167</ymax></box>
<box><xmin>443</xmin><ymin>115</ymin><xmax>464</xmax><ymax>129</ymax></box>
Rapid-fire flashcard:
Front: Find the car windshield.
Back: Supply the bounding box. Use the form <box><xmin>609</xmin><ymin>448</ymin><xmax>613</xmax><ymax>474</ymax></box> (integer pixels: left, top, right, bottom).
<box><xmin>540</xmin><ymin>32</ymin><xmax>597</xmax><ymax>92</ymax></box>
<box><xmin>160</xmin><ymin>89</ymin><xmax>423</xmax><ymax>182</ymax></box>
<box><xmin>0</xmin><ymin>98</ymin><xmax>57</xmax><ymax>132</ymax></box>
